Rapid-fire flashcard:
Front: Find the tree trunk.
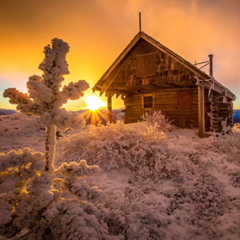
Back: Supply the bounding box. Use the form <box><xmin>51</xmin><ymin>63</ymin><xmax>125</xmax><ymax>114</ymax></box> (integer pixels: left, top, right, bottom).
<box><xmin>45</xmin><ymin>124</ymin><xmax>56</xmax><ymax>173</ymax></box>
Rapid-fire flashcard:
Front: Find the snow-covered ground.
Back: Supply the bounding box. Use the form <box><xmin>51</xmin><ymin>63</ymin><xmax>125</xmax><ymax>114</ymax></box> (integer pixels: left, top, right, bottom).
<box><xmin>0</xmin><ymin>113</ymin><xmax>46</xmax><ymax>153</ymax></box>
<box><xmin>0</xmin><ymin>112</ymin><xmax>240</xmax><ymax>240</ymax></box>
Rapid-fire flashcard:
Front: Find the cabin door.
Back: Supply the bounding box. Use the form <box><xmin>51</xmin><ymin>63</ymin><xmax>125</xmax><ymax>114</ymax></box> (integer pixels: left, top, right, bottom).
<box><xmin>176</xmin><ymin>90</ymin><xmax>193</xmax><ymax>128</ymax></box>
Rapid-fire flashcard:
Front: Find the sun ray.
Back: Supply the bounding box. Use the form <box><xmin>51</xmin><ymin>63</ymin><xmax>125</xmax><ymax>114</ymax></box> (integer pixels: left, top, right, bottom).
<box><xmin>86</xmin><ymin>96</ymin><xmax>106</xmax><ymax>111</ymax></box>
<box><xmin>83</xmin><ymin>108</ymin><xmax>109</xmax><ymax>125</ymax></box>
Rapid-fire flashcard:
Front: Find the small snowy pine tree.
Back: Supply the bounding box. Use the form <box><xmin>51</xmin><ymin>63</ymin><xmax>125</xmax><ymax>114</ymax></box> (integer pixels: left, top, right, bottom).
<box><xmin>3</xmin><ymin>38</ymin><xmax>89</xmax><ymax>172</ymax></box>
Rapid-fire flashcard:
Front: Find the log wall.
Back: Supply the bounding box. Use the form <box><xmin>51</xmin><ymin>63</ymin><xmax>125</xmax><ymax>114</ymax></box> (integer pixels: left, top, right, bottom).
<box><xmin>124</xmin><ymin>87</ymin><xmax>200</xmax><ymax>128</ymax></box>
<box><xmin>124</xmin><ymin>94</ymin><xmax>143</xmax><ymax>123</ymax></box>
<box><xmin>208</xmin><ymin>92</ymin><xmax>233</xmax><ymax>132</ymax></box>
<box><xmin>204</xmin><ymin>89</ymin><xmax>211</xmax><ymax>132</ymax></box>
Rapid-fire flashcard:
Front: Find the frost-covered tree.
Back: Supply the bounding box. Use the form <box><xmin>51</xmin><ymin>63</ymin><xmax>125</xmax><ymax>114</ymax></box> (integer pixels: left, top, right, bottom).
<box><xmin>0</xmin><ymin>148</ymin><xmax>106</xmax><ymax>239</ymax></box>
<box><xmin>3</xmin><ymin>38</ymin><xmax>89</xmax><ymax>172</ymax></box>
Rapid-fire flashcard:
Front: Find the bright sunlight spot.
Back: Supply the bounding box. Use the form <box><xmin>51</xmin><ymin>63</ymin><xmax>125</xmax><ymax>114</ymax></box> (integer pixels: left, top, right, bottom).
<box><xmin>86</xmin><ymin>96</ymin><xmax>107</xmax><ymax>111</ymax></box>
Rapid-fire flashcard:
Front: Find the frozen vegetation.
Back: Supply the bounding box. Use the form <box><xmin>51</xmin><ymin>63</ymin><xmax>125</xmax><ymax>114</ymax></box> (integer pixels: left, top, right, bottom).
<box><xmin>1</xmin><ymin>38</ymin><xmax>240</xmax><ymax>240</ymax></box>
<box><xmin>3</xmin><ymin>38</ymin><xmax>89</xmax><ymax>173</ymax></box>
<box><xmin>0</xmin><ymin>112</ymin><xmax>240</xmax><ymax>240</ymax></box>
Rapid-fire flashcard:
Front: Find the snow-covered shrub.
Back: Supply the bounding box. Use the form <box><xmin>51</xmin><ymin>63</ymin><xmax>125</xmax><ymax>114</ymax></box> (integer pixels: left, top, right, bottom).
<box><xmin>166</xmin><ymin>173</ymin><xmax>232</xmax><ymax>239</ymax></box>
<box><xmin>0</xmin><ymin>148</ymin><xmax>53</xmax><ymax>237</ymax></box>
<box><xmin>58</xmin><ymin>122</ymin><xmax>209</xmax><ymax>185</ymax></box>
<box><xmin>43</xmin><ymin>200</ymin><xmax>113</xmax><ymax>240</ymax></box>
<box><xmin>0</xmin><ymin>148</ymin><xmax>123</xmax><ymax>240</ymax></box>
<box><xmin>3</xmin><ymin>38</ymin><xmax>89</xmax><ymax>172</ymax></box>
<box><xmin>212</xmin><ymin>133</ymin><xmax>240</xmax><ymax>164</ymax></box>
<box><xmin>58</xmin><ymin>121</ymin><xmax>171</xmax><ymax>176</ymax></box>
<box><xmin>232</xmin><ymin>123</ymin><xmax>240</xmax><ymax>134</ymax></box>
<box><xmin>54</xmin><ymin>160</ymin><xmax>102</xmax><ymax>201</ymax></box>
<box><xmin>141</xmin><ymin>110</ymin><xmax>175</xmax><ymax>132</ymax></box>
<box><xmin>98</xmin><ymin>188</ymin><xmax>172</xmax><ymax>240</ymax></box>
<box><xmin>191</xmin><ymin>174</ymin><xmax>228</xmax><ymax>220</ymax></box>
<box><xmin>228</xmin><ymin>170</ymin><xmax>240</xmax><ymax>188</ymax></box>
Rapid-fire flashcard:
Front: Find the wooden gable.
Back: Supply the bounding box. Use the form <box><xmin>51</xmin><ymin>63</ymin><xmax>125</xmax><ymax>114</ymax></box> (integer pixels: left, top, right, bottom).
<box><xmin>93</xmin><ymin>31</ymin><xmax>235</xmax><ymax>101</ymax></box>
<box><xmin>137</xmin><ymin>52</ymin><xmax>156</xmax><ymax>77</ymax></box>
<box><xmin>103</xmin><ymin>38</ymin><xmax>195</xmax><ymax>95</ymax></box>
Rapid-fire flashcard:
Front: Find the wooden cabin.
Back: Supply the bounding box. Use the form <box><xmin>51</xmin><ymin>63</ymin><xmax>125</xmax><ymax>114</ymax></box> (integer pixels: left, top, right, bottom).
<box><xmin>93</xmin><ymin>31</ymin><xmax>236</xmax><ymax>137</ymax></box>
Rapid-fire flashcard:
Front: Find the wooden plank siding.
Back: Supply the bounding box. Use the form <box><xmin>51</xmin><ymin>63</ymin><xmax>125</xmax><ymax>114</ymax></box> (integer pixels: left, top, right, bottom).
<box><xmin>124</xmin><ymin>94</ymin><xmax>142</xmax><ymax>123</ymax></box>
<box><xmin>124</xmin><ymin>87</ymin><xmax>200</xmax><ymax>128</ymax></box>
<box><xmin>204</xmin><ymin>89</ymin><xmax>212</xmax><ymax>132</ymax></box>
<box><xmin>109</xmin><ymin>39</ymin><xmax>195</xmax><ymax>93</ymax></box>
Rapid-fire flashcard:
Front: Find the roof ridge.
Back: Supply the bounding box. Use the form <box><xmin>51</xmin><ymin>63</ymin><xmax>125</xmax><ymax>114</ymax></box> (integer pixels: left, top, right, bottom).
<box><xmin>93</xmin><ymin>31</ymin><xmax>235</xmax><ymax>100</ymax></box>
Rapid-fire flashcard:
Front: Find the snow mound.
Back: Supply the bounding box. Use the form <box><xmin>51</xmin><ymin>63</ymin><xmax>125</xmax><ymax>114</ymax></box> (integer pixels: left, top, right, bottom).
<box><xmin>0</xmin><ymin>113</ymin><xmax>45</xmax><ymax>137</ymax></box>
<box><xmin>57</xmin><ymin>121</ymin><xmax>240</xmax><ymax>240</ymax></box>
<box><xmin>0</xmin><ymin>115</ymin><xmax>239</xmax><ymax>240</ymax></box>
<box><xmin>0</xmin><ymin>113</ymin><xmax>46</xmax><ymax>153</ymax></box>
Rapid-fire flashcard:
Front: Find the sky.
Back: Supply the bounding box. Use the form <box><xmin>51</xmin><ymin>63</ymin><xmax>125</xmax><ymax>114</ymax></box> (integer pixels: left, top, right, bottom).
<box><xmin>0</xmin><ymin>0</ymin><xmax>239</xmax><ymax>110</ymax></box>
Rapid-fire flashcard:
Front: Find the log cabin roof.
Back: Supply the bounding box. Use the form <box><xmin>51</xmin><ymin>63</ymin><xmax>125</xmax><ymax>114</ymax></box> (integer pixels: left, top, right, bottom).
<box><xmin>93</xmin><ymin>31</ymin><xmax>236</xmax><ymax>100</ymax></box>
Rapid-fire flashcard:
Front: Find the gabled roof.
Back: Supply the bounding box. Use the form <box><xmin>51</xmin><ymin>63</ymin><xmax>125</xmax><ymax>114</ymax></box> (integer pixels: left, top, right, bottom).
<box><xmin>93</xmin><ymin>31</ymin><xmax>235</xmax><ymax>100</ymax></box>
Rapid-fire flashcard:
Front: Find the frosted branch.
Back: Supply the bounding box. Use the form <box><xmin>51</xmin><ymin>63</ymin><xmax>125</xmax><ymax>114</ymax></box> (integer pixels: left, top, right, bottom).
<box><xmin>56</xmin><ymin>160</ymin><xmax>100</xmax><ymax>177</ymax></box>
<box><xmin>27</xmin><ymin>75</ymin><xmax>53</xmax><ymax>103</ymax></box>
<box><xmin>60</xmin><ymin>80</ymin><xmax>89</xmax><ymax>101</ymax></box>
<box><xmin>3</xmin><ymin>88</ymin><xmax>32</xmax><ymax>105</ymax></box>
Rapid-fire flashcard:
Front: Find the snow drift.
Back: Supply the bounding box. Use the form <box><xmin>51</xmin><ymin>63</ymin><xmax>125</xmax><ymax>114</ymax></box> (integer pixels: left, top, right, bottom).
<box><xmin>0</xmin><ymin>113</ymin><xmax>240</xmax><ymax>240</ymax></box>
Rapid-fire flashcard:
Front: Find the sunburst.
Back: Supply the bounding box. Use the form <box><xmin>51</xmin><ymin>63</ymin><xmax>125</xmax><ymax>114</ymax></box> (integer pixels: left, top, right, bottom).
<box><xmin>86</xmin><ymin>96</ymin><xmax>106</xmax><ymax>111</ymax></box>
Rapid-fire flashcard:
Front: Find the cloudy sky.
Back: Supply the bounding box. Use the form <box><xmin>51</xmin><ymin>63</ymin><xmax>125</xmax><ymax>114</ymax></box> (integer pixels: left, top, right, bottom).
<box><xmin>0</xmin><ymin>0</ymin><xmax>239</xmax><ymax>110</ymax></box>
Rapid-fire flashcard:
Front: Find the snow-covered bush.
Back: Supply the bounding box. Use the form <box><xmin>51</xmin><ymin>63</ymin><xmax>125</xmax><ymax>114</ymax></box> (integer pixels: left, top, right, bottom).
<box><xmin>99</xmin><ymin>192</ymin><xmax>171</xmax><ymax>240</ymax></box>
<box><xmin>43</xmin><ymin>200</ymin><xmax>113</xmax><ymax>240</ymax></box>
<box><xmin>228</xmin><ymin>170</ymin><xmax>240</xmax><ymax>188</ymax></box>
<box><xmin>0</xmin><ymin>148</ymin><xmax>119</xmax><ymax>240</ymax></box>
<box><xmin>232</xmin><ymin>122</ymin><xmax>240</xmax><ymax>134</ymax></box>
<box><xmin>0</xmin><ymin>148</ymin><xmax>52</xmax><ymax>237</ymax></box>
<box><xmin>58</xmin><ymin>122</ymin><xmax>205</xmax><ymax>184</ymax></box>
<box><xmin>3</xmin><ymin>38</ymin><xmax>89</xmax><ymax>172</ymax></box>
<box><xmin>58</xmin><ymin>121</ymin><xmax>169</xmax><ymax>174</ymax></box>
<box><xmin>167</xmin><ymin>173</ymin><xmax>235</xmax><ymax>239</ymax></box>
<box><xmin>141</xmin><ymin>110</ymin><xmax>175</xmax><ymax>132</ymax></box>
<box><xmin>211</xmin><ymin>132</ymin><xmax>240</xmax><ymax>164</ymax></box>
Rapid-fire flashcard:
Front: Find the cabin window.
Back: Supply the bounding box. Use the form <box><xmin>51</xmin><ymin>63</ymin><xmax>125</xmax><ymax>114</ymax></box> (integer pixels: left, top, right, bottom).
<box><xmin>144</xmin><ymin>96</ymin><xmax>153</xmax><ymax>108</ymax></box>
<box><xmin>137</xmin><ymin>53</ymin><xmax>156</xmax><ymax>77</ymax></box>
<box><xmin>142</xmin><ymin>94</ymin><xmax>155</xmax><ymax>111</ymax></box>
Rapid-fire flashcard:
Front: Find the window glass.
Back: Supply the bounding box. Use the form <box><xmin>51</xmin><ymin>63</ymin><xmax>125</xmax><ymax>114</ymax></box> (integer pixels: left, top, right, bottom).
<box><xmin>143</xmin><ymin>96</ymin><xmax>153</xmax><ymax>108</ymax></box>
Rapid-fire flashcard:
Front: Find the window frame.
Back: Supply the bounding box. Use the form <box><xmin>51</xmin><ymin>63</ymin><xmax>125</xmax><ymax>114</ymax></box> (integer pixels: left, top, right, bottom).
<box><xmin>142</xmin><ymin>93</ymin><xmax>155</xmax><ymax>111</ymax></box>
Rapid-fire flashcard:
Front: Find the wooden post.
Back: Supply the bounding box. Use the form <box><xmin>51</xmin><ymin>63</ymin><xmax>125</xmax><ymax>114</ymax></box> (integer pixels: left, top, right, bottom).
<box><xmin>139</xmin><ymin>12</ymin><xmax>142</xmax><ymax>32</ymax></box>
<box><xmin>107</xmin><ymin>95</ymin><xmax>113</xmax><ymax>123</ymax></box>
<box><xmin>198</xmin><ymin>84</ymin><xmax>205</xmax><ymax>137</ymax></box>
<box><xmin>209</xmin><ymin>54</ymin><xmax>213</xmax><ymax>77</ymax></box>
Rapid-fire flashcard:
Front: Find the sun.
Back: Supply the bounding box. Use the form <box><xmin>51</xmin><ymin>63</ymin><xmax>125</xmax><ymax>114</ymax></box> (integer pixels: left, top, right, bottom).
<box><xmin>86</xmin><ymin>96</ymin><xmax>107</xmax><ymax>111</ymax></box>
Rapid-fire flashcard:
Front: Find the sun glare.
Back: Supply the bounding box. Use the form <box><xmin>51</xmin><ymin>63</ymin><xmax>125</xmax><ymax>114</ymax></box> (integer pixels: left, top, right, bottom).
<box><xmin>86</xmin><ymin>96</ymin><xmax>107</xmax><ymax>111</ymax></box>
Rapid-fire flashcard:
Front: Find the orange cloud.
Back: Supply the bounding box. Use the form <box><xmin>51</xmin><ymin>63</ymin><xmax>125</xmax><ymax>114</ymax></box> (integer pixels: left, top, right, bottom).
<box><xmin>0</xmin><ymin>0</ymin><xmax>239</xmax><ymax>109</ymax></box>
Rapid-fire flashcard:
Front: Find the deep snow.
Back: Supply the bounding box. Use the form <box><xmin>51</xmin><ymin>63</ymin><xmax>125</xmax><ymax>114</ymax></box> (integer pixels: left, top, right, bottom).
<box><xmin>0</xmin><ymin>112</ymin><xmax>240</xmax><ymax>240</ymax></box>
